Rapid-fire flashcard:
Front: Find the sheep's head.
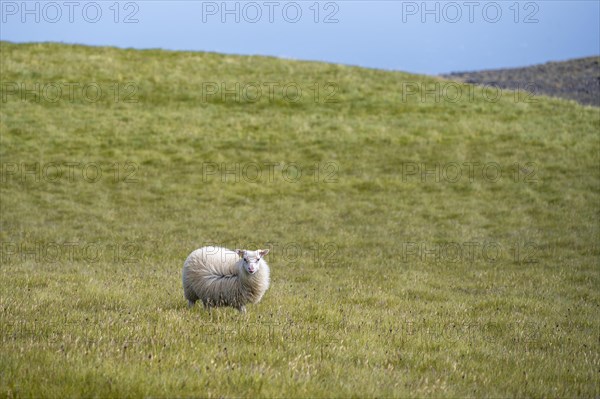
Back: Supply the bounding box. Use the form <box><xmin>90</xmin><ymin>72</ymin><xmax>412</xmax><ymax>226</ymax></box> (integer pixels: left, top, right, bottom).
<box><xmin>236</xmin><ymin>249</ymin><xmax>269</xmax><ymax>275</ymax></box>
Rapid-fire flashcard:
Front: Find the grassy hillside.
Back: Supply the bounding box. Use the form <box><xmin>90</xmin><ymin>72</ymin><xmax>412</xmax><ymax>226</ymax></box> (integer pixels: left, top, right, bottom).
<box><xmin>0</xmin><ymin>41</ymin><xmax>598</xmax><ymax>398</ymax></box>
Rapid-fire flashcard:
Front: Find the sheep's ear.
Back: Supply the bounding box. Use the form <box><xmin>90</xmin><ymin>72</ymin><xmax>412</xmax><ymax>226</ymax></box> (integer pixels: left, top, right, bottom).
<box><xmin>235</xmin><ymin>249</ymin><xmax>245</xmax><ymax>257</ymax></box>
<box><xmin>259</xmin><ymin>249</ymin><xmax>270</xmax><ymax>257</ymax></box>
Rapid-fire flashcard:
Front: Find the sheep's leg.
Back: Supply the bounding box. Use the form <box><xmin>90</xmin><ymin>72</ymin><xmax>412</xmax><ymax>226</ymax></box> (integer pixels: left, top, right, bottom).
<box><xmin>187</xmin><ymin>299</ymin><xmax>196</xmax><ymax>308</ymax></box>
<box><xmin>238</xmin><ymin>305</ymin><xmax>246</xmax><ymax>314</ymax></box>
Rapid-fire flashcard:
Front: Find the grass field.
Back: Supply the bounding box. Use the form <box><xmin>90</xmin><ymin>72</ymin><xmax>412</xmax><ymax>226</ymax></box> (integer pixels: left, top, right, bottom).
<box><xmin>0</xmin><ymin>41</ymin><xmax>599</xmax><ymax>398</ymax></box>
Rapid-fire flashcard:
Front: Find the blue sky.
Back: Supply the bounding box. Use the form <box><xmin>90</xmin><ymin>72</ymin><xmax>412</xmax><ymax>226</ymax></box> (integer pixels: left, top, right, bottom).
<box><xmin>1</xmin><ymin>1</ymin><xmax>599</xmax><ymax>74</ymax></box>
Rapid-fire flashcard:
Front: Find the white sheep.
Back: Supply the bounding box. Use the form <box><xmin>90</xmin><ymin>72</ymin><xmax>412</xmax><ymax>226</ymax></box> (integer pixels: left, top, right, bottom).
<box><xmin>182</xmin><ymin>246</ymin><xmax>270</xmax><ymax>313</ymax></box>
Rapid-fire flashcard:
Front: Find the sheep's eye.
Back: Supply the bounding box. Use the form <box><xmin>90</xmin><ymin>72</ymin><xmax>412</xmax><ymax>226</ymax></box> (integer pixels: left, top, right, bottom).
<box><xmin>244</xmin><ymin>257</ymin><xmax>248</xmax><ymax>262</ymax></box>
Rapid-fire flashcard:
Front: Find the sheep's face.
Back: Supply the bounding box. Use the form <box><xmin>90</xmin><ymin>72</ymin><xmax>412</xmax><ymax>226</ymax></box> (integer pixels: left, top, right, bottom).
<box><xmin>236</xmin><ymin>249</ymin><xmax>269</xmax><ymax>275</ymax></box>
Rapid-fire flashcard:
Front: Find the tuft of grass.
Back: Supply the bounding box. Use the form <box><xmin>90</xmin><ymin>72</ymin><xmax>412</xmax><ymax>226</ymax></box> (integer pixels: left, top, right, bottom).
<box><xmin>1</xmin><ymin>41</ymin><xmax>599</xmax><ymax>398</ymax></box>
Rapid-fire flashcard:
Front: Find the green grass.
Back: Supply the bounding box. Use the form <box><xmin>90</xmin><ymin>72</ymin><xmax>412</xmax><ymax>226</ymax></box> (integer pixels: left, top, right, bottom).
<box><xmin>1</xmin><ymin>41</ymin><xmax>599</xmax><ymax>398</ymax></box>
